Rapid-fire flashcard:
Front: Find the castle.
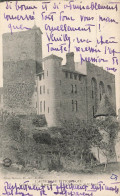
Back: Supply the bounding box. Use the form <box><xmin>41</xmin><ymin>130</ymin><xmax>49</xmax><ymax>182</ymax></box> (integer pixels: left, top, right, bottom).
<box><xmin>1</xmin><ymin>25</ymin><xmax>116</xmax><ymax>126</ymax></box>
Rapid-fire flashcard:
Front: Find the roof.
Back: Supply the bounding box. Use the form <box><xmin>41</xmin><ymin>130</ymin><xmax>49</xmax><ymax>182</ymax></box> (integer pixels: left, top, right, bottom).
<box><xmin>32</xmin><ymin>25</ymin><xmax>43</xmax><ymax>34</ymax></box>
<box><xmin>43</xmin><ymin>54</ymin><xmax>63</xmax><ymax>61</ymax></box>
<box><xmin>95</xmin><ymin>94</ymin><xmax>116</xmax><ymax>117</ymax></box>
<box><xmin>62</xmin><ymin>66</ymin><xmax>86</xmax><ymax>76</ymax></box>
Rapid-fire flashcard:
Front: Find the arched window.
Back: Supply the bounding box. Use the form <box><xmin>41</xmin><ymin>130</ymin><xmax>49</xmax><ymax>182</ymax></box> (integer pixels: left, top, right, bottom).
<box><xmin>107</xmin><ymin>85</ymin><xmax>112</xmax><ymax>97</ymax></box>
<box><xmin>99</xmin><ymin>81</ymin><xmax>105</xmax><ymax>101</ymax></box>
<box><xmin>91</xmin><ymin>78</ymin><xmax>97</xmax><ymax>115</ymax></box>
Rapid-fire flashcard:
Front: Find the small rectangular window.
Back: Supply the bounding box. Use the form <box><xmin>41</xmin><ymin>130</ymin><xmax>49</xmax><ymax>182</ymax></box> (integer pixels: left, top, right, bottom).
<box><xmin>48</xmin><ymin>107</ymin><xmax>49</xmax><ymax>113</ymax></box>
<box><xmin>44</xmin><ymin>101</ymin><xmax>45</xmax><ymax>112</ymax></box>
<box><xmin>65</xmin><ymin>72</ymin><xmax>68</xmax><ymax>78</ymax></box>
<box><xmin>93</xmin><ymin>106</ymin><xmax>94</xmax><ymax>117</ymax></box>
<box><xmin>40</xmin><ymin>101</ymin><xmax>42</xmax><ymax>112</ymax></box>
<box><xmin>43</xmin><ymin>73</ymin><xmax>44</xmax><ymax>79</ymax></box>
<box><xmin>36</xmin><ymin>102</ymin><xmax>37</xmax><ymax>108</ymax></box>
<box><xmin>79</xmin><ymin>75</ymin><xmax>81</xmax><ymax>81</ymax></box>
<box><xmin>72</xmin><ymin>100</ymin><xmax>74</xmax><ymax>111</ymax></box>
<box><xmin>71</xmin><ymin>84</ymin><xmax>73</xmax><ymax>93</ymax></box>
<box><xmin>74</xmin><ymin>74</ymin><xmax>77</xmax><ymax>80</ymax></box>
<box><xmin>47</xmin><ymin>70</ymin><xmax>48</xmax><ymax>76</ymax></box>
<box><xmin>39</xmin><ymin>75</ymin><xmax>41</xmax><ymax>80</ymax></box>
<box><xmin>75</xmin><ymin>85</ymin><xmax>77</xmax><ymax>94</ymax></box>
<box><xmin>43</xmin><ymin>85</ymin><xmax>45</xmax><ymax>93</ymax></box>
<box><xmin>75</xmin><ymin>101</ymin><xmax>78</xmax><ymax>112</ymax></box>
<box><xmin>70</xmin><ymin>73</ymin><xmax>73</xmax><ymax>79</ymax></box>
<box><xmin>40</xmin><ymin>86</ymin><xmax>42</xmax><ymax>94</ymax></box>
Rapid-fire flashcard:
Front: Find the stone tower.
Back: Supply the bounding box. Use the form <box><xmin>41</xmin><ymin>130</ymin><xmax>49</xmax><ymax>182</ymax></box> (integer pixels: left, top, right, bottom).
<box><xmin>3</xmin><ymin>25</ymin><xmax>43</xmax><ymax>114</ymax></box>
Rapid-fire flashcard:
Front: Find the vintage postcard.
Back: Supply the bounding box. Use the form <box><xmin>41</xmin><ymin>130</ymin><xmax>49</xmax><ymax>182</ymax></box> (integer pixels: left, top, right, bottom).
<box><xmin>0</xmin><ymin>0</ymin><xmax>120</xmax><ymax>196</ymax></box>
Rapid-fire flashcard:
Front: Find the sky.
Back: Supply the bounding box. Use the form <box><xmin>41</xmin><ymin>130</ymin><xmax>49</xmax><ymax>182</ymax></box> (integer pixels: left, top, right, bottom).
<box><xmin>0</xmin><ymin>0</ymin><xmax>120</xmax><ymax>111</ymax></box>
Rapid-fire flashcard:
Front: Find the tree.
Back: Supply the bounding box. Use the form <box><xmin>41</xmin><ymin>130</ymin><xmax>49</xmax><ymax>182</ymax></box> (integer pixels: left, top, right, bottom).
<box><xmin>94</xmin><ymin>116</ymin><xmax>120</xmax><ymax>169</ymax></box>
<box><xmin>3</xmin><ymin>113</ymin><xmax>26</xmax><ymax>166</ymax></box>
<box><xmin>58</xmin><ymin>118</ymin><xmax>103</xmax><ymax>165</ymax></box>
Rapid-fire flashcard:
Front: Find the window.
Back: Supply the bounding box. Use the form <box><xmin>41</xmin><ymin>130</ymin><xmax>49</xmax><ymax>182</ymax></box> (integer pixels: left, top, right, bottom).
<box><xmin>47</xmin><ymin>70</ymin><xmax>48</xmax><ymax>76</ymax></box>
<box><xmin>91</xmin><ymin>78</ymin><xmax>97</xmax><ymax>114</ymax></box>
<box><xmin>107</xmin><ymin>85</ymin><xmax>112</xmax><ymax>97</ymax></box>
<box><xmin>44</xmin><ymin>101</ymin><xmax>45</xmax><ymax>112</ymax></box>
<box><xmin>79</xmin><ymin>75</ymin><xmax>81</xmax><ymax>81</ymax></box>
<box><xmin>72</xmin><ymin>100</ymin><xmax>74</xmax><ymax>111</ymax></box>
<box><xmin>93</xmin><ymin>106</ymin><xmax>94</xmax><ymax>117</ymax></box>
<box><xmin>75</xmin><ymin>85</ymin><xmax>77</xmax><ymax>93</ymax></box>
<box><xmin>71</xmin><ymin>84</ymin><xmax>73</xmax><ymax>93</ymax></box>
<box><xmin>40</xmin><ymin>86</ymin><xmax>42</xmax><ymax>94</ymax></box>
<box><xmin>75</xmin><ymin>101</ymin><xmax>78</xmax><ymax>111</ymax></box>
<box><xmin>43</xmin><ymin>85</ymin><xmax>45</xmax><ymax>94</ymax></box>
<box><xmin>65</xmin><ymin>72</ymin><xmax>68</xmax><ymax>78</ymax></box>
<box><xmin>99</xmin><ymin>81</ymin><xmax>105</xmax><ymax>101</ymax></box>
<box><xmin>70</xmin><ymin>73</ymin><xmax>73</xmax><ymax>79</ymax></box>
<box><xmin>36</xmin><ymin>102</ymin><xmax>37</xmax><ymax>108</ymax></box>
<box><xmin>74</xmin><ymin>74</ymin><xmax>77</xmax><ymax>80</ymax></box>
<box><xmin>43</xmin><ymin>73</ymin><xmax>44</xmax><ymax>79</ymax></box>
<box><xmin>48</xmin><ymin>107</ymin><xmax>49</xmax><ymax>113</ymax></box>
<box><xmin>39</xmin><ymin>75</ymin><xmax>41</xmax><ymax>80</ymax></box>
<box><xmin>40</xmin><ymin>101</ymin><xmax>42</xmax><ymax>112</ymax></box>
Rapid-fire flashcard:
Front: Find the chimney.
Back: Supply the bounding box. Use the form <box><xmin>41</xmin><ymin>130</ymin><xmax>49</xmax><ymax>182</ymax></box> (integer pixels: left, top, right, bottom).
<box><xmin>66</xmin><ymin>52</ymin><xmax>75</xmax><ymax>71</ymax></box>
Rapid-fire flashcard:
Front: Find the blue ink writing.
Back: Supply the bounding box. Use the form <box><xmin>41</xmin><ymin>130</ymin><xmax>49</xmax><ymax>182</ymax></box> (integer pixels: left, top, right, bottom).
<box><xmin>4</xmin><ymin>12</ymin><xmax>35</xmax><ymax>21</ymax></box>
<box><xmin>64</xmin><ymin>1</ymin><xmax>118</xmax><ymax>11</ymax></box>
<box><xmin>8</xmin><ymin>23</ymin><xmax>31</xmax><ymax>35</ymax></box>
<box><xmin>75</xmin><ymin>46</ymin><xmax>101</xmax><ymax>53</ymax></box>
<box><xmin>47</xmin><ymin>43</ymin><xmax>68</xmax><ymax>53</ymax></box>
<box><xmin>60</xmin><ymin>11</ymin><xmax>75</xmax><ymax>21</ymax></box>
<box><xmin>110</xmin><ymin>174</ymin><xmax>118</xmax><ymax>181</ymax></box>
<box><xmin>15</xmin><ymin>1</ymin><xmax>37</xmax><ymax>11</ymax></box>
<box><xmin>80</xmin><ymin>15</ymin><xmax>94</xmax><ymax>22</ymax></box>
<box><xmin>6</xmin><ymin>1</ymin><xmax>12</xmax><ymax>9</ymax></box>
<box><xmin>45</xmin><ymin>24</ymin><xmax>95</xmax><ymax>33</ymax></box>
<box><xmin>80</xmin><ymin>54</ymin><xmax>108</xmax><ymax>65</ymax></box>
<box><xmin>41</xmin><ymin>12</ymin><xmax>56</xmax><ymax>21</ymax></box>
<box><xmin>97</xmin><ymin>36</ymin><xmax>118</xmax><ymax>45</ymax></box>
<box><xmin>42</xmin><ymin>2</ymin><xmax>50</xmax><ymax>11</ymax></box>
<box><xmin>99</xmin><ymin>15</ymin><xmax>118</xmax><ymax>24</ymax></box>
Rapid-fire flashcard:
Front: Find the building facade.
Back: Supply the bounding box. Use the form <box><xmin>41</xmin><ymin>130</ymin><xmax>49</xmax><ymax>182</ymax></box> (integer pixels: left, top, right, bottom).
<box><xmin>2</xmin><ymin>26</ymin><xmax>116</xmax><ymax>126</ymax></box>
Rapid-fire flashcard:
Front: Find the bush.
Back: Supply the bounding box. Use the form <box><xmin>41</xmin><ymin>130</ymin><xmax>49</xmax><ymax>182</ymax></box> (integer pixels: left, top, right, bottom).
<box><xmin>33</xmin><ymin>132</ymin><xmax>51</xmax><ymax>145</ymax></box>
<box><xmin>4</xmin><ymin>114</ymin><xmax>21</xmax><ymax>131</ymax></box>
<box><xmin>32</xmin><ymin>115</ymin><xmax>47</xmax><ymax>127</ymax></box>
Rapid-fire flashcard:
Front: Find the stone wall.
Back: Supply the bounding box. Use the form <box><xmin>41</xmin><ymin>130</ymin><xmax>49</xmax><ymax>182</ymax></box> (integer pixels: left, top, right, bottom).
<box><xmin>86</xmin><ymin>62</ymin><xmax>116</xmax><ymax>121</ymax></box>
<box><xmin>3</xmin><ymin>60</ymin><xmax>37</xmax><ymax>114</ymax></box>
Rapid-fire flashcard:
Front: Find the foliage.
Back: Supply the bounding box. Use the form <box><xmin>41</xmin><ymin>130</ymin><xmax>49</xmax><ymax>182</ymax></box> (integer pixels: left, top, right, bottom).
<box><xmin>3</xmin><ymin>112</ymin><xmax>26</xmax><ymax>165</ymax></box>
<box><xmin>33</xmin><ymin>132</ymin><xmax>51</xmax><ymax>145</ymax></box>
<box><xmin>95</xmin><ymin>117</ymin><xmax>119</xmax><ymax>142</ymax></box>
<box><xmin>57</xmin><ymin>118</ymin><xmax>103</xmax><ymax>162</ymax></box>
<box><xmin>32</xmin><ymin>115</ymin><xmax>47</xmax><ymax>127</ymax></box>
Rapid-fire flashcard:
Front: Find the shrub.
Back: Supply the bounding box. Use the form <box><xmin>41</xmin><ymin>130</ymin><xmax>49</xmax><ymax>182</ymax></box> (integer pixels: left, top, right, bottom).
<box><xmin>32</xmin><ymin>115</ymin><xmax>47</xmax><ymax>127</ymax></box>
<box><xmin>4</xmin><ymin>113</ymin><xmax>21</xmax><ymax>131</ymax></box>
<box><xmin>33</xmin><ymin>132</ymin><xmax>51</xmax><ymax>145</ymax></box>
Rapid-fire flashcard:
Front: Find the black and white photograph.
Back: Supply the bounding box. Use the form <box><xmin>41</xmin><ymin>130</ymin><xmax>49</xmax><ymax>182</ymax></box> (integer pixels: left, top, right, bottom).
<box><xmin>0</xmin><ymin>1</ymin><xmax>120</xmax><ymax>196</ymax></box>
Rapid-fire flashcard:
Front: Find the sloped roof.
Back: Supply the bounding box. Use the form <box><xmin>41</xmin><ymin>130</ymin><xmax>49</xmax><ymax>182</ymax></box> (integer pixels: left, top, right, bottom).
<box><xmin>95</xmin><ymin>94</ymin><xmax>116</xmax><ymax>117</ymax></box>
